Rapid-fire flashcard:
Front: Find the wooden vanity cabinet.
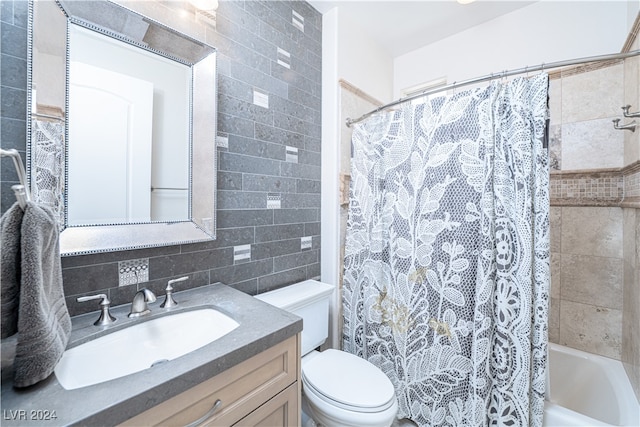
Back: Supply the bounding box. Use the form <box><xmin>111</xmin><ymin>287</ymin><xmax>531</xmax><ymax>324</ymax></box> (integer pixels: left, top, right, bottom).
<box><xmin>119</xmin><ymin>334</ymin><xmax>300</xmax><ymax>427</ymax></box>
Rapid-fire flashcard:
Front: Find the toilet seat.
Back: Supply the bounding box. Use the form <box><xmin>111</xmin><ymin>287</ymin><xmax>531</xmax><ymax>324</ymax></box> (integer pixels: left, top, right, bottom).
<box><xmin>302</xmin><ymin>349</ymin><xmax>396</xmax><ymax>413</ymax></box>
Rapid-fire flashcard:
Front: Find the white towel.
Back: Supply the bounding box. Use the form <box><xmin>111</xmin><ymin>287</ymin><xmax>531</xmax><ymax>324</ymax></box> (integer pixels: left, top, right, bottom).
<box><xmin>1</xmin><ymin>202</ymin><xmax>71</xmax><ymax>388</ymax></box>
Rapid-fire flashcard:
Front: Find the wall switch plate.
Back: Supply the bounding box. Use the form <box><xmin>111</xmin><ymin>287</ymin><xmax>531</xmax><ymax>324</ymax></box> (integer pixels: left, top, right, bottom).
<box><xmin>118</xmin><ymin>258</ymin><xmax>149</xmax><ymax>286</ymax></box>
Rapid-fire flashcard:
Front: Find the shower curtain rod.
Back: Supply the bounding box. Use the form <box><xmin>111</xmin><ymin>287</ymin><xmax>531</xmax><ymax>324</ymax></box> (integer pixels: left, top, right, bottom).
<box><xmin>346</xmin><ymin>49</ymin><xmax>640</xmax><ymax>127</ymax></box>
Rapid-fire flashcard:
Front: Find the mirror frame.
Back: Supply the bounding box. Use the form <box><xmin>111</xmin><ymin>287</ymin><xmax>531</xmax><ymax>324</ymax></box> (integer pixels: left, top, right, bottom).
<box><xmin>27</xmin><ymin>0</ymin><xmax>218</xmax><ymax>256</ymax></box>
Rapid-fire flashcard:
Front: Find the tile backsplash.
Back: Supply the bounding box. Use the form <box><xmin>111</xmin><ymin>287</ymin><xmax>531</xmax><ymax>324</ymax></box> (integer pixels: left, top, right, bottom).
<box><xmin>0</xmin><ymin>0</ymin><xmax>322</xmax><ymax>316</ymax></box>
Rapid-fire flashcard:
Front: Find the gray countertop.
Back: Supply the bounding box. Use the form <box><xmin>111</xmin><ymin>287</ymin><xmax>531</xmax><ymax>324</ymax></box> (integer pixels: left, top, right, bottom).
<box><xmin>0</xmin><ymin>283</ymin><xmax>302</xmax><ymax>426</ymax></box>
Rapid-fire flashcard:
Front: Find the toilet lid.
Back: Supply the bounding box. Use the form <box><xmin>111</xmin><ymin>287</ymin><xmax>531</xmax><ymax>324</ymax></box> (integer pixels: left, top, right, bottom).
<box><xmin>302</xmin><ymin>349</ymin><xmax>395</xmax><ymax>410</ymax></box>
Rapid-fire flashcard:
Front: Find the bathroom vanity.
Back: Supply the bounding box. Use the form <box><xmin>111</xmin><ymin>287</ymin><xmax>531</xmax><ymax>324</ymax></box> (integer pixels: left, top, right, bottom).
<box><xmin>120</xmin><ymin>335</ymin><xmax>299</xmax><ymax>426</ymax></box>
<box><xmin>0</xmin><ymin>284</ymin><xmax>302</xmax><ymax>426</ymax></box>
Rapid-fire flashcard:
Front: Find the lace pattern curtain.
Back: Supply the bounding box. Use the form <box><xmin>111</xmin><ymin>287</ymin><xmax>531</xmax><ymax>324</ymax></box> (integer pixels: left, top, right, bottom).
<box><xmin>343</xmin><ymin>74</ymin><xmax>550</xmax><ymax>426</ymax></box>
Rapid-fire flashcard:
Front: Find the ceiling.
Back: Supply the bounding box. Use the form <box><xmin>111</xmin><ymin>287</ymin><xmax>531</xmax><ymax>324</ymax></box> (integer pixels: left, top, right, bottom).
<box><xmin>307</xmin><ymin>0</ymin><xmax>537</xmax><ymax>57</ymax></box>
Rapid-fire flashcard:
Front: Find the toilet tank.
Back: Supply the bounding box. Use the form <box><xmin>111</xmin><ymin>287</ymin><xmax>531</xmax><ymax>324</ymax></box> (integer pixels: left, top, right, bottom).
<box><xmin>255</xmin><ymin>280</ymin><xmax>334</xmax><ymax>356</ymax></box>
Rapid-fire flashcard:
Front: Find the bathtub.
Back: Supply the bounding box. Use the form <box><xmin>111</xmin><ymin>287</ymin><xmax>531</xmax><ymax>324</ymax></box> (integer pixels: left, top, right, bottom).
<box><xmin>544</xmin><ymin>343</ymin><xmax>640</xmax><ymax>426</ymax></box>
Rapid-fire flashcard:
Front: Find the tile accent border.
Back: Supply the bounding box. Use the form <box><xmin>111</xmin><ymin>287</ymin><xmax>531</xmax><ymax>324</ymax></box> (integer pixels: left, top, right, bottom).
<box><xmin>550</xmin><ymin>160</ymin><xmax>640</xmax><ymax>207</ymax></box>
<box><xmin>339</xmin><ymin>79</ymin><xmax>383</xmax><ymax>107</ymax></box>
<box><xmin>292</xmin><ymin>10</ymin><xmax>304</xmax><ymax>32</ymax></box>
<box><xmin>548</xmin><ymin>59</ymin><xmax>624</xmax><ymax>81</ymax></box>
<box><xmin>622</xmin><ymin>161</ymin><xmax>640</xmax><ymax>206</ymax></box>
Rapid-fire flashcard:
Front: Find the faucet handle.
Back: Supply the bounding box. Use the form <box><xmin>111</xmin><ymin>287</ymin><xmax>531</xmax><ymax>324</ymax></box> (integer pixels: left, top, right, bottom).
<box><xmin>161</xmin><ymin>276</ymin><xmax>188</xmax><ymax>308</ymax></box>
<box><xmin>77</xmin><ymin>294</ymin><xmax>116</xmax><ymax>326</ymax></box>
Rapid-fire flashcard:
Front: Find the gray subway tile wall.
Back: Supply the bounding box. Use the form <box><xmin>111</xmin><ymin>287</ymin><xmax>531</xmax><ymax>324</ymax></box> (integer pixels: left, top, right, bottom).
<box><xmin>0</xmin><ymin>0</ymin><xmax>322</xmax><ymax>316</ymax></box>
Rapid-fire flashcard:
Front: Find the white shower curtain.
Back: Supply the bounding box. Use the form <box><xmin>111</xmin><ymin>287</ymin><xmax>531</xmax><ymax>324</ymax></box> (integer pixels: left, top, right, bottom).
<box><xmin>343</xmin><ymin>74</ymin><xmax>550</xmax><ymax>426</ymax></box>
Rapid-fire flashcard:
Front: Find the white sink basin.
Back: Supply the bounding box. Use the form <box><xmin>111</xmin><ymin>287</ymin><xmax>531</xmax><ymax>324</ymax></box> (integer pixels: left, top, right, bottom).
<box><xmin>55</xmin><ymin>308</ymin><xmax>239</xmax><ymax>390</ymax></box>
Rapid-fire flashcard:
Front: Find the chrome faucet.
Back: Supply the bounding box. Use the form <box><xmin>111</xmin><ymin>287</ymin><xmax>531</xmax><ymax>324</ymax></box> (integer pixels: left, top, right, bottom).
<box><xmin>128</xmin><ymin>288</ymin><xmax>156</xmax><ymax>318</ymax></box>
<box><xmin>613</xmin><ymin>118</ymin><xmax>636</xmax><ymax>132</ymax></box>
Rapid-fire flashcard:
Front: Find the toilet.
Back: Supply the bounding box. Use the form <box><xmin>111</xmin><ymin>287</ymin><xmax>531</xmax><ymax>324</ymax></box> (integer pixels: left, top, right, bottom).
<box><xmin>255</xmin><ymin>280</ymin><xmax>398</xmax><ymax>427</ymax></box>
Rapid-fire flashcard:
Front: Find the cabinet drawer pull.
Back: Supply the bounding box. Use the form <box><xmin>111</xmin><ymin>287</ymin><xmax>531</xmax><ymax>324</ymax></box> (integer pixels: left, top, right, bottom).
<box><xmin>186</xmin><ymin>399</ymin><xmax>222</xmax><ymax>427</ymax></box>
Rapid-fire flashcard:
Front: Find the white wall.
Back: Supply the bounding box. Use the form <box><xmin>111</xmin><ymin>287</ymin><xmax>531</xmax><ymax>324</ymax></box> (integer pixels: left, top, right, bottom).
<box><xmin>394</xmin><ymin>1</ymin><xmax>630</xmax><ymax>97</ymax></box>
<box><xmin>321</xmin><ymin>8</ymin><xmax>340</xmax><ymax>348</ymax></box>
<box><xmin>336</xmin><ymin>10</ymin><xmax>394</xmax><ymax>103</ymax></box>
<box><xmin>321</xmin><ymin>6</ymin><xmax>392</xmax><ymax>347</ymax></box>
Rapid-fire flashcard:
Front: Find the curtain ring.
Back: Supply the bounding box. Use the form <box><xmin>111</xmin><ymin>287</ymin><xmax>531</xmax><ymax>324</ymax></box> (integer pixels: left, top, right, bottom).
<box><xmin>524</xmin><ymin>65</ymin><xmax>529</xmax><ymax>79</ymax></box>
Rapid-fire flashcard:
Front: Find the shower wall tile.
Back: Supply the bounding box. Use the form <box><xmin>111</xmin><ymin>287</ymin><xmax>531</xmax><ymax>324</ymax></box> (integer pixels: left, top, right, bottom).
<box><xmin>561</xmin><ymin>63</ymin><xmax>623</xmax><ymax>123</ymax></box>
<box><xmin>625</xmin><ymin>167</ymin><xmax>640</xmax><ymax>199</ymax></box>
<box><xmin>550</xmin><ymin>253</ymin><xmax>561</xmax><ymax>300</ymax></box>
<box><xmin>622</xmin><ymin>207</ymin><xmax>640</xmax><ymax>400</ymax></box>
<box><xmin>560</xmin><ymin>254</ymin><xmax>623</xmax><ymax>310</ymax></box>
<box><xmin>548</xmin><ymin>297</ymin><xmax>560</xmax><ymax>344</ymax></box>
<box><xmin>548</xmin><ymin>125</ymin><xmax>561</xmax><ymax>171</ymax></box>
<box><xmin>561</xmin><ymin>118</ymin><xmax>624</xmax><ymax>170</ymax></box>
<box><xmin>559</xmin><ymin>300</ymin><xmax>622</xmax><ymax>360</ymax></box>
<box><xmin>554</xmin><ymin>205</ymin><xmax>625</xmax><ymax>361</ymax></box>
<box><xmin>550</xmin><ymin>207</ymin><xmax>561</xmax><ymax>253</ymax></box>
<box><xmin>560</xmin><ymin>206</ymin><xmax>623</xmax><ymax>258</ymax></box>
<box><xmin>550</xmin><ymin>172</ymin><xmax>624</xmax><ymax>203</ymax></box>
<box><xmin>623</xmin><ymin>208</ymin><xmax>638</xmax><ymax>264</ymax></box>
<box><xmin>623</xmin><ymin>55</ymin><xmax>640</xmax><ymax>165</ymax></box>
<box><xmin>549</xmin><ymin>30</ymin><xmax>635</xmax><ymax>376</ymax></box>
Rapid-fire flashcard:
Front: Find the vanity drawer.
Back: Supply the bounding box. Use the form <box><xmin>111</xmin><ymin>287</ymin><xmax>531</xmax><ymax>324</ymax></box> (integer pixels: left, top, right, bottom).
<box><xmin>228</xmin><ymin>382</ymin><xmax>298</xmax><ymax>427</ymax></box>
<box><xmin>119</xmin><ymin>334</ymin><xmax>299</xmax><ymax>427</ymax></box>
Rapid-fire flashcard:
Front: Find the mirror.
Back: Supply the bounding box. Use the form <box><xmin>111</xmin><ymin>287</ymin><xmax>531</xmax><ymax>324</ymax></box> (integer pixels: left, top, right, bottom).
<box><xmin>28</xmin><ymin>0</ymin><xmax>217</xmax><ymax>255</ymax></box>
